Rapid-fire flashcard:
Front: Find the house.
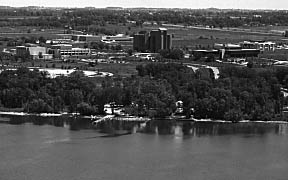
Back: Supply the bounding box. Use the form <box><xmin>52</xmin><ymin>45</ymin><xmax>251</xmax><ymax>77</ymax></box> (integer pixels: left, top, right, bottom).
<box><xmin>104</xmin><ymin>102</ymin><xmax>125</xmax><ymax>115</ymax></box>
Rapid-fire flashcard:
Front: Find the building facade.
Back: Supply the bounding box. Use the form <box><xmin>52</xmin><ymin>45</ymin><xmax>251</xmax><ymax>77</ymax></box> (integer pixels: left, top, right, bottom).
<box><xmin>285</xmin><ymin>30</ymin><xmax>288</xmax><ymax>37</ymax></box>
<box><xmin>133</xmin><ymin>28</ymin><xmax>172</xmax><ymax>53</ymax></box>
<box><xmin>133</xmin><ymin>31</ymin><xmax>149</xmax><ymax>52</ymax></box>
<box><xmin>71</xmin><ymin>35</ymin><xmax>102</xmax><ymax>42</ymax></box>
<box><xmin>240</xmin><ymin>41</ymin><xmax>276</xmax><ymax>52</ymax></box>
<box><xmin>49</xmin><ymin>44</ymin><xmax>90</xmax><ymax>58</ymax></box>
<box><xmin>16</xmin><ymin>45</ymin><xmax>48</xmax><ymax>60</ymax></box>
<box><xmin>101</xmin><ymin>34</ymin><xmax>133</xmax><ymax>43</ymax></box>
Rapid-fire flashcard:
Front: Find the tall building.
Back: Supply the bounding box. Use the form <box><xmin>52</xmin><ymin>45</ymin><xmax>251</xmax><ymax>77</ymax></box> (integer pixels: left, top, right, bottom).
<box><xmin>285</xmin><ymin>30</ymin><xmax>288</xmax><ymax>37</ymax></box>
<box><xmin>133</xmin><ymin>31</ymin><xmax>149</xmax><ymax>52</ymax></box>
<box><xmin>133</xmin><ymin>28</ymin><xmax>172</xmax><ymax>53</ymax></box>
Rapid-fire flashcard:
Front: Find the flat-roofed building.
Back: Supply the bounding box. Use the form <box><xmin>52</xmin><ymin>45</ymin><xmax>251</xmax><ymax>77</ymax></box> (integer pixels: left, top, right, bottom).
<box><xmin>220</xmin><ymin>49</ymin><xmax>261</xmax><ymax>60</ymax></box>
<box><xmin>46</xmin><ymin>39</ymin><xmax>72</xmax><ymax>44</ymax></box>
<box><xmin>51</xmin><ymin>44</ymin><xmax>73</xmax><ymax>50</ymax></box>
<box><xmin>60</xmin><ymin>48</ymin><xmax>90</xmax><ymax>56</ymax></box>
<box><xmin>240</xmin><ymin>41</ymin><xmax>276</xmax><ymax>51</ymax></box>
<box><xmin>191</xmin><ymin>49</ymin><xmax>219</xmax><ymax>58</ymax></box>
<box><xmin>49</xmin><ymin>44</ymin><xmax>90</xmax><ymax>57</ymax></box>
<box><xmin>214</xmin><ymin>43</ymin><xmax>261</xmax><ymax>60</ymax></box>
<box><xmin>101</xmin><ymin>34</ymin><xmax>133</xmax><ymax>43</ymax></box>
<box><xmin>71</xmin><ymin>34</ymin><xmax>102</xmax><ymax>42</ymax></box>
<box><xmin>16</xmin><ymin>45</ymin><xmax>48</xmax><ymax>60</ymax></box>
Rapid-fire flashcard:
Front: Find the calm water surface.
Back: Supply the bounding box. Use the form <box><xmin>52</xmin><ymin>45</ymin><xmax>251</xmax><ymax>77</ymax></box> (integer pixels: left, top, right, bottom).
<box><xmin>1</xmin><ymin>115</ymin><xmax>288</xmax><ymax>180</ymax></box>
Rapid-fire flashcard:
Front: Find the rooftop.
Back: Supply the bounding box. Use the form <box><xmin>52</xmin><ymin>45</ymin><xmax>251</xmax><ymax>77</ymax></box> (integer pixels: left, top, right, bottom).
<box><xmin>159</xmin><ymin>28</ymin><xmax>168</xmax><ymax>31</ymax></box>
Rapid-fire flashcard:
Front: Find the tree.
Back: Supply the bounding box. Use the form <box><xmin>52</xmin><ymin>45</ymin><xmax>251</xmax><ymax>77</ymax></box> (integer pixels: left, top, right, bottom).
<box><xmin>76</xmin><ymin>102</ymin><xmax>97</xmax><ymax>115</ymax></box>
<box><xmin>206</xmin><ymin>54</ymin><xmax>215</xmax><ymax>62</ymax></box>
<box><xmin>224</xmin><ymin>109</ymin><xmax>243</xmax><ymax>122</ymax></box>
<box><xmin>25</xmin><ymin>99</ymin><xmax>53</xmax><ymax>113</ymax></box>
<box><xmin>168</xmin><ymin>49</ymin><xmax>184</xmax><ymax>60</ymax></box>
<box><xmin>115</xmin><ymin>44</ymin><xmax>122</xmax><ymax>51</ymax></box>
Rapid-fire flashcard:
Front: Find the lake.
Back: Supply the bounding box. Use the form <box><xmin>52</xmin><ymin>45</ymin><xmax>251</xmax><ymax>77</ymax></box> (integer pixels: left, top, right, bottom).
<box><xmin>1</xmin><ymin>115</ymin><xmax>288</xmax><ymax>180</ymax></box>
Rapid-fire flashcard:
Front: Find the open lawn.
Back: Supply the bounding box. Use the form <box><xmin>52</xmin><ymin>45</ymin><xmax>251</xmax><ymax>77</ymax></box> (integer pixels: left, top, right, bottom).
<box><xmin>168</xmin><ymin>26</ymin><xmax>285</xmax><ymax>48</ymax></box>
<box><xmin>1</xmin><ymin>23</ymin><xmax>287</xmax><ymax>50</ymax></box>
<box><xmin>260</xmin><ymin>49</ymin><xmax>288</xmax><ymax>61</ymax></box>
<box><xmin>0</xmin><ymin>26</ymin><xmax>64</xmax><ymax>39</ymax></box>
<box><xmin>0</xmin><ymin>58</ymin><xmax>142</xmax><ymax>77</ymax></box>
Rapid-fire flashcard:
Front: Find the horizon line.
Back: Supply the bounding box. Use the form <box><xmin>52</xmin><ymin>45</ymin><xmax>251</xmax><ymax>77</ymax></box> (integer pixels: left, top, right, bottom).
<box><xmin>0</xmin><ymin>5</ymin><xmax>287</xmax><ymax>11</ymax></box>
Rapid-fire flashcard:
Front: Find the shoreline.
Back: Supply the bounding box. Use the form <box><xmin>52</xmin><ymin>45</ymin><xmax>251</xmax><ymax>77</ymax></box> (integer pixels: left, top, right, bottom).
<box><xmin>0</xmin><ymin>111</ymin><xmax>287</xmax><ymax>124</ymax></box>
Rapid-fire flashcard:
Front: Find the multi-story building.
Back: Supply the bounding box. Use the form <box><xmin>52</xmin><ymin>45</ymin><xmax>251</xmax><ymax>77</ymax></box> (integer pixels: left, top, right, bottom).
<box><xmin>149</xmin><ymin>28</ymin><xmax>172</xmax><ymax>53</ymax></box>
<box><xmin>285</xmin><ymin>30</ymin><xmax>288</xmax><ymax>37</ymax></box>
<box><xmin>240</xmin><ymin>41</ymin><xmax>276</xmax><ymax>52</ymax></box>
<box><xmin>49</xmin><ymin>44</ymin><xmax>90</xmax><ymax>58</ymax></box>
<box><xmin>71</xmin><ymin>34</ymin><xmax>102</xmax><ymax>42</ymax></box>
<box><xmin>133</xmin><ymin>28</ymin><xmax>172</xmax><ymax>53</ymax></box>
<box><xmin>101</xmin><ymin>34</ymin><xmax>133</xmax><ymax>43</ymax></box>
<box><xmin>214</xmin><ymin>43</ymin><xmax>260</xmax><ymax>60</ymax></box>
<box><xmin>133</xmin><ymin>31</ymin><xmax>149</xmax><ymax>52</ymax></box>
<box><xmin>16</xmin><ymin>44</ymin><xmax>51</xmax><ymax>60</ymax></box>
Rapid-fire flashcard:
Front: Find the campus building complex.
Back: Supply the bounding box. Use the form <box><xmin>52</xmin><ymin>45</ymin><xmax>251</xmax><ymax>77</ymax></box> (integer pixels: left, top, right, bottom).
<box><xmin>16</xmin><ymin>44</ymin><xmax>52</xmax><ymax>60</ymax></box>
<box><xmin>71</xmin><ymin>34</ymin><xmax>102</xmax><ymax>42</ymax></box>
<box><xmin>133</xmin><ymin>28</ymin><xmax>172</xmax><ymax>53</ymax></box>
<box><xmin>49</xmin><ymin>44</ymin><xmax>90</xmax><ymax>58</ymax></box>
<box><xmin>240</xmin><ymin>41</ymin><xmax>276</xmax><ymax>52</ymax></box>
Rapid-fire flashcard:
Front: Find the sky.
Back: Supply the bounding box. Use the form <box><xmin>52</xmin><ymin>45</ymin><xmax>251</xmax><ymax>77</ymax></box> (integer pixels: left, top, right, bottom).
<box><xmin>1</xmin><ymin>0</ymin><xmax>288</xmax><ymax>10</ymax></box>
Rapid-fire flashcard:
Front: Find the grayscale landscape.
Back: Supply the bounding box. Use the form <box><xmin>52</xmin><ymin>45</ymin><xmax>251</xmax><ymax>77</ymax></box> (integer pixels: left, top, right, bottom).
<box><xmin>0</xmin><ymin>1</ymin><xmax>288</xmax><ymax>179</ymax></box>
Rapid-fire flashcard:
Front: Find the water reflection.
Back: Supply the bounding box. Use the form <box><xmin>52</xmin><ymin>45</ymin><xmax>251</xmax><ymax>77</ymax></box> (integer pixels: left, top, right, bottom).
<box><xmin>1</xmin><ymin>115</ymin><xmax>288</xmax><ymax>137</ymax></box>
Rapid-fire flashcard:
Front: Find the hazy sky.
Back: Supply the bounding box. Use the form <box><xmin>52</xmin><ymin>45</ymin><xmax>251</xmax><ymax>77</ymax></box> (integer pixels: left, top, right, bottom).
<box><xmin>1</xmin><ymin>0</ymin><xmax>288</xmax><ymax>9</ymax></box>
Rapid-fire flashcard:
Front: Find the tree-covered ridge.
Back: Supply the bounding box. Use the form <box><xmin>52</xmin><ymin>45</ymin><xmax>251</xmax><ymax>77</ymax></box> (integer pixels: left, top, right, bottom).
<box><xmin>1</xmin><ymin>8</ymin><xmax>288</xmax><ymax>30</ymax></box>
<box><xmin>0</xmin><ymin>64</ymin><xmax>287</xmax><ymax>121</ymax></box>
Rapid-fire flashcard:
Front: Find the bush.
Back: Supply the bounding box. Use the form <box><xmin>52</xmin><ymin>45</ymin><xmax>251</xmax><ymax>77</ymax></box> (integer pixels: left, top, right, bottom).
<box><xmin>24</xmin><ymin>99</ymin><xmax>53</xmax><ymax>113</ymax></box>
<box><xmin>76</xmin><ymin>102</ymin><xmax>98</xmax><ymax>115</ymax></box>
<box><xmin>224</xmin><ymin>109</ymin><xmax>243</xmax><ymax>122</ymax></box>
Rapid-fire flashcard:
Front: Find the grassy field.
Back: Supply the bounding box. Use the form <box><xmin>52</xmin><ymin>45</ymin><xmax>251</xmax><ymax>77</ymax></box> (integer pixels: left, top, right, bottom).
<box><xmin>0</xmin><ymin>58</ymin><xmax>142</xmax><ymax>78</ymax></box>
<box><xmin>1</xmin><ymin>23</ymin><xmax>287</xmax><ymax>76</ymax></box>
<box><xmin>110</xmin><ymin>23</ymin><xmax>287</xmax><ymax>49</ymax></box>
<box><xmin>0</xmin><ymin>27</ymin><xmax>64</xmax><ymax>38</ymax></box>
<box><xmin>1</xmin><ymin>23</ymin><xmax>287</xmax><ymax>49</ymax></box>
<box><xmin>260</xmin><ymin>49</ymin><xmax>288</xmax><ymax>61</ymax></box>
<box><xmin>168</xmin><ymin>26</ymin><xmax>286</xmax><ymax>48</ymax></box>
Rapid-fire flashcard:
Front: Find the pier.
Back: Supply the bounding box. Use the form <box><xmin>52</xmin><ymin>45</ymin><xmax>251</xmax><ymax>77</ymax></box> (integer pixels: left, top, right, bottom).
<box><xmin>91</xmin><ymin>115</ymin><xmax>151</xmax><ymax>125</ymax></box>
<box><xmin>91</xmin><ymin>115</ymin><xmax>115</xmax><ymax>125</ymax></box>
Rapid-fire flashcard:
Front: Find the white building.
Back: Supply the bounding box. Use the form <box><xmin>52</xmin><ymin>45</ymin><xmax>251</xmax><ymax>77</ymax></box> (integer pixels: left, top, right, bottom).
<box><xmin>50</xmin><ymin>44</ymin><xmax>91</xmax><ymax>57</ymax></box>
<box><xmin>240</xmin><ymin>41</ymin><xmax>276</xmax><ymax>51</ymax></box>
<box><xmin>60</xmin><ymin>48</ymin><xmax>90</xmax><ymax>56</ymax></box>
<box><xmin>16</xmin><ymin>45</ymin><xmax>52</xmax><ymax>60</ymax></box>
<box><xmin>101</xmin><ymin>34</ymin><xmax>133</xmax><ymax>44</ymax></box>
<box><xmin>71</xmin><ymin>34</ymin><xmax>102</xmax><ymax>42</ymax></box>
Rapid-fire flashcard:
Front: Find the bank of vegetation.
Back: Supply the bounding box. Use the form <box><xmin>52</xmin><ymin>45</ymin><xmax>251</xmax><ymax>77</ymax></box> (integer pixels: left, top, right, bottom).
<box><xmin>1</xmin><ymin>8</ymin><xmax>288</xmax><ymax>34</ymax></box>
<box><xmin>0</xmin><ymin>63</ymin><xmax>287</xmax><ymax>121</ymax></box>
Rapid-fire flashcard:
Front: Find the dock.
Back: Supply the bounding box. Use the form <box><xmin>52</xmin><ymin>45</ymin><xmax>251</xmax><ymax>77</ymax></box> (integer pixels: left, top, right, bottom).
<box><xmin>91</xmin><ymin>115</ymin><xmax>151</xmax><ymax>125</ymax></box>
<box><xmin>91</xmin><ymin>115</ymin><xmax>115</xmax><ymax>125</ymax></box>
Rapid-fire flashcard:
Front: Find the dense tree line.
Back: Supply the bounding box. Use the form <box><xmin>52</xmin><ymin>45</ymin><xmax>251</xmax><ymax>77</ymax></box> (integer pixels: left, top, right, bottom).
<box><xmin>136</xmin><ymin>63</ymin><xmax>288</xmax><ymax>121</ymax></box>
<box><xmin>1</xmin><ymin>8</ymin><xmax>288</xmax><ymax>32</ymax></box>
<box><xmin>0</xmin><ymin>64</ymin><xmax>287</xmax><ymax>121</ymax></box>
